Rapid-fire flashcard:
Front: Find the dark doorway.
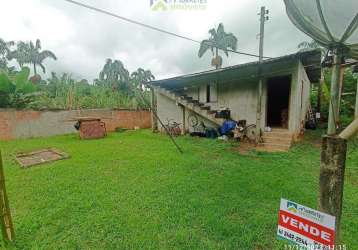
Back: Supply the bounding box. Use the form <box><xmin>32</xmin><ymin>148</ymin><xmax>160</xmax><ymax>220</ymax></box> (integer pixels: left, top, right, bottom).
<box><xmin>206</xmin><ymin>84</ymin><xmax>211</xmax><ymax>103</ymax></box>
<box><xmin>266</xmin><ymin>76</ymin><xmax>291</xmax><ymax>128</ymax></box>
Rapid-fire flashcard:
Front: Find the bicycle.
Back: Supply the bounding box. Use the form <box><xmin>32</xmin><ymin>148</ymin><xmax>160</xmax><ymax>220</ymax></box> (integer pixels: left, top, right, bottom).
<box><xmin>233</xmin><ymin>120</ymin><xmax>257</xmax><ymax>143</ymax></box>
<box><xmin>164</xmin><ymin>119</ymin><xmax>182</xmax><ymax>136</ymax></box>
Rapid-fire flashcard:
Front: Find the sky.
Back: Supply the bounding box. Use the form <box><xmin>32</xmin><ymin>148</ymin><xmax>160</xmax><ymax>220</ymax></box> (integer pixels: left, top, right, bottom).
<box><xmin>0</xmin><ymin>0</ymin><xmax>310</xmax><ymax>82</ymax></box>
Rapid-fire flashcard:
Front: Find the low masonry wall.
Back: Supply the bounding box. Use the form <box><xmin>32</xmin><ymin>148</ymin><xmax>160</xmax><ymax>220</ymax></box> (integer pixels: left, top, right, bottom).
<box><xmin>0</xmin><ymin>109</ymin><xmax>151</xmax><ymax>140</ymax></box>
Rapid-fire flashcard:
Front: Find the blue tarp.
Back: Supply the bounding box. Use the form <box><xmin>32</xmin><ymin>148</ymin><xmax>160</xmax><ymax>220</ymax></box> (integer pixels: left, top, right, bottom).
<box><xmin>219</xmin><ymin>120</ymin><xmax>237</xmax><ymax>135</ymax></box>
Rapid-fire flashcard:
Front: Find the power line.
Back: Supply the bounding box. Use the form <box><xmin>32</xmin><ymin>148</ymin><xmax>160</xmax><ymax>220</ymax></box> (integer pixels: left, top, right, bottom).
<box><xmin>63</xmin><ymin>0</ymin><xmax>271</xmax><ymax>59</ymax></box>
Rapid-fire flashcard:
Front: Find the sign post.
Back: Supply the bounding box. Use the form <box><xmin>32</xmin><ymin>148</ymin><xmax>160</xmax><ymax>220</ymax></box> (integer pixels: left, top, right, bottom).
<box><xmin>277</xmin><ymin>198</ymin><xmax>335</xmax><ymax>248</ymax></box>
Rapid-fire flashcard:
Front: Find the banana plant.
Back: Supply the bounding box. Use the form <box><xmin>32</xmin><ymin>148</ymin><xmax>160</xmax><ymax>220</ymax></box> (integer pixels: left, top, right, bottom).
<box><xmin>0</xmin><ymin>67</ymin><xmax>39</xmax><ymax>108</ymax></box>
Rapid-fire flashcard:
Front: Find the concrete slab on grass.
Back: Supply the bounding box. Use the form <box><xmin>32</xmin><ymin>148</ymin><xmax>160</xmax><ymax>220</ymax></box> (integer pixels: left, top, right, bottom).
<box><xmin>16</xmin><ymin>148</ymin><xmax>69</xmax><ymax>168</ymax></box>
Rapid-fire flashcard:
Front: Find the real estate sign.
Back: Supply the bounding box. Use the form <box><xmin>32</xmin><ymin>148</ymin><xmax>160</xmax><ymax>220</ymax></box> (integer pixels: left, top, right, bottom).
<box><xmin>277</xmin><ymin>198</ymin><xmax>335</xmax><ymax>249</ymax></box>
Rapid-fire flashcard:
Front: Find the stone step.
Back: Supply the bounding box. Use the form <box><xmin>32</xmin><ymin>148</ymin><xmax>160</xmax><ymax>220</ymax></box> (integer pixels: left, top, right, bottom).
<box><xmin>263</xmin><ymin>131</ymin><xmax>292</xmax><ymax>138</ymax></box>
<box><xmin>257</xmin><ymin>143</ymin><xmax>291</xmax><ymax>152</ymax></box>
<box><xmin>256</xmin><ymin>146</ymin><xmax>288</xmax><ymax>153</ymax></box>
<box><xmin>271</xmin><ymin>128</ymin><xmax>290</xmax><ymax>132</ymax></box>
<box><xmin>200</xmin><ymin>106</ymin><xmax>210</xmax><ymax>110</ymax></box>
<box><xmin>262</xmin><ymin>136</ymin><xmax>292</xmax><ymax>144</ymax></box>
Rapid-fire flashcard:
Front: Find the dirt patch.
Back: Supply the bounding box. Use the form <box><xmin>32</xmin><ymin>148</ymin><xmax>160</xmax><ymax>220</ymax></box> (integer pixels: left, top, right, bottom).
<box><xmin>16</xmin><ymin>148</ymin><xmax>69</xmax><ymax>168</ymax></box>
<box><xmin>230</xmin><ymin>142</ymin><xmax>257</xmax><ymax>155</ymax></box>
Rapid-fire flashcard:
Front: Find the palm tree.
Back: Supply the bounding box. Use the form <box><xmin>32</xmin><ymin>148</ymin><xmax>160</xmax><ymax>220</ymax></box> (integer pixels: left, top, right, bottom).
<box><xmin>298</xmin><ymin>40</ymin><xmax>321</xmax><ymax>52</ymax></box>
<box><xmin>9</xmin><ymin>39</ymin><xmax>57</xmax><ymax>76</ymax></box>
<box><xmin>99</xmin><ymin>59</ymin><xmax>130</xmax><ymax>92</ymax></box>
<box><xmin>0</xmin><ymin>38</ymin><xmax>14</xmax><ymax>69</ymax></box>
<box><xmin>198</xmin><ymin>23</ymin><xmax>238</xmax><ymax>69</ymax></box>
<box><xmin>131</xmin><ymin>68</ymin><xmax>155</xmax><ymax>90</ymax></box>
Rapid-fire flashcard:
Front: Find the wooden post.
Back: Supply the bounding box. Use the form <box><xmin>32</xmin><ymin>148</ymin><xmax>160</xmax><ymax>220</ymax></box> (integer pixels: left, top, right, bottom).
<box><xmin>0</xmin><ymin>150</ymin><xmax>15</xmax><ymax>243</ymax></box>
<box><xmin>150</xmin><ymin>88</ymin><xmax>158</xmax><ymax>132</ymax></box>
<box><xmin>319</xmin><ymin>136</ymin><xmax>347</xmax><ymax>242</ymax></box>
<box><xmin>327</xmin><ymin>49</ymin><xmax>342</xmax><ymax>135</ymax></box>
<box><xmin>337</xmin><ymin>66</ymin><xmax>345</xmax><ymax>118</ymax></box>
<box><xmin>317</xmin><ymin>68</ymin><xmax>324</xmax><ymax>116</ymax></box>
<box><xmin>339</xmin><ymin>118</ymin><xmax>358</xmax><ymax>140</ymax></box>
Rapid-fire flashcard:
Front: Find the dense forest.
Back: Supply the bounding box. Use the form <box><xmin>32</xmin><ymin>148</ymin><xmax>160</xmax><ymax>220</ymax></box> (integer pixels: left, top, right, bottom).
<box><xmin>0</xmin><ymin>38</ymin><xmax>153</xmax><ymax>110</ymax></box>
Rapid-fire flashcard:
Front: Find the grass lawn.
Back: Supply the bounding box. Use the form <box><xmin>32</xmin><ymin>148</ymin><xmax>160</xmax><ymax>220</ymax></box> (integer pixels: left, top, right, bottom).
<box><xmin>0</xmin><ymin>130</ymin><xmax>357</xmax><ymax>249</ymax></box>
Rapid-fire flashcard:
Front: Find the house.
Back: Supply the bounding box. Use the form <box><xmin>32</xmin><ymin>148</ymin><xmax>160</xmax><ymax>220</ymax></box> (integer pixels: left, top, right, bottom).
<box><xmin>149</xmin><ymin>50</ymin><xmax>321</xmax><ymax>151</ymax></box>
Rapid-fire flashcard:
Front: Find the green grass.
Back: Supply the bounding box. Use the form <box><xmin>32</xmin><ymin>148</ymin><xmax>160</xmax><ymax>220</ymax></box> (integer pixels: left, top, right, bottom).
<box><xmin>0</xmin><ymin>130</ymin><xmax>357</xmax><ymax>249</ymax></box>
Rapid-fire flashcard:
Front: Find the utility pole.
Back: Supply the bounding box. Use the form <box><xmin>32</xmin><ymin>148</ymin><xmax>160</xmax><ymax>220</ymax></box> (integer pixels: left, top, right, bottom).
<box><xmin>256</xmin><ymin>6</ymin><xmax>269</xmax><ymax>142</ymax></box>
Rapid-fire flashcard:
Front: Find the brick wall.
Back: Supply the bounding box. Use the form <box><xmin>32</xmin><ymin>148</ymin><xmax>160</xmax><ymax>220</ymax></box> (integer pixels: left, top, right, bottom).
<box><xmin>0</xmin><ymin>109</ymin><xmax>151</xmax><ymax>140</ymax></box>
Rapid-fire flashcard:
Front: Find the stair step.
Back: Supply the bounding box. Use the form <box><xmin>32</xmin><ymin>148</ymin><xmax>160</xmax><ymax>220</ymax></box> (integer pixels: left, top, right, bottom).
<box><xmin>156</xmin><ymin>86</ymin><xmax>224</xmax><ymax>126</ymax></box>
<box><xmin>256</xmin><ymin>146</ymin><xmax>287</xmax><ymax>153</ymax></box>
<box><xmin>262</xmin><ymin>136</ymin><xmax>292</xmax><ymax>144</ymax></box>
<box><xmin>208</xmin><ymin>110</ymin><xmax>217</xmax><ymax>114</ymax></box>
<box><xmin>263</xmin><ymin>131</ymin><xmax>292</xmax><ymax>137</ymax></box>
<box><xmin>271</xmin><ymin>128</ymin><xmax>290</xmax><ymax>132</ymax></box>
<box><xmin>257</xmin><ymin>143</ymin><xmax>291</xmax><ymax>152</ymax></box>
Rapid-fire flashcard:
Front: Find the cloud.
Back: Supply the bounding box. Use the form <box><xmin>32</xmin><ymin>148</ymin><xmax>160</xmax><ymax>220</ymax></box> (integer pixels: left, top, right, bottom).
<box><xmin>0</xmin><ymin>0</ymin><xmax>310</xmax><ymax>82</ymax></box>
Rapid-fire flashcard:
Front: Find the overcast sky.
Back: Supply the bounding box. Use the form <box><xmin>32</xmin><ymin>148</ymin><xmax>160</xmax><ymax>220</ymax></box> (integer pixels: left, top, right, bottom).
<box><xmin>0</xmin><ymin>0</ymin><xmax>310</xmax><ymax>82</ymax></box>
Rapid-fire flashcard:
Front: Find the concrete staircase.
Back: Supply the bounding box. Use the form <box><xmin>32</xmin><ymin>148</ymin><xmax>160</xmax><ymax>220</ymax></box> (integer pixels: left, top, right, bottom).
<box><xmin>257</xmin><ymin>128</ymin><xmax>293</xmax><ymax>152</ymax></box>
<box><xmin>154</xmin><ymin>86</ymin><xmax>225</xmax><ymax>126</ymax></box>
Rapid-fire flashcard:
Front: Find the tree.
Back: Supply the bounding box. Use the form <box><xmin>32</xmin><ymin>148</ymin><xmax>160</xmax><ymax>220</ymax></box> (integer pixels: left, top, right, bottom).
<box><xmin>298</xmin><ymin>40</ymin><xmax>321</xmax><ymax>52</ymax></box>
<box><xmin>131</xmin><ymin>68</ymin><xmax>155</xmax><ymax>90</ymax></box>
<box><xmin>198</xmin><ymin>23</ymin><xmax>238</xmax><ymax>69</ymax></box>
<box><xmin>9</xmin><ymin>39</ymin><xmax>57</xmax><ymax>76</ymax></box>
<box><xmin>0</xmin><ymin>67</ymin><xmax>38</xmax><ymax>108</ymax></box>
<box><xmin>99</xmin><ymin>59</ymin><xmax>130</xmax><ymax>92</ymax></box>
<box><xmin>0</xmin><ymin>38</ymin><xmax>14</xmax><ymax>70</ymax></box>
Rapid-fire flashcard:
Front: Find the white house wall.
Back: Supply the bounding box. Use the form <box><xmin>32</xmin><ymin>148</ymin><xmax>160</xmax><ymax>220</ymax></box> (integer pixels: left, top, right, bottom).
<box><xmin>297</xmin><ymin>61</ymin><xmax>311</xmax><ymax>131</ymax></box>
<box><xmin>288</xmin><ymin>61</ymin><xmax>311</xmax><ymax>136</ymax></box>
<box><xmin>184</xmin><ymin>80</ymin><xmax>263</xmax><ymax>125</ymax></box>
<box><xmin>156</xmin><ymin>93</ymin><xmax>183</xmax><ymax>131</ymax></box>
<box><xmin>155</xmin><ymin>58</ymin><xmax>312</xmax><ymax>136</ymax></box>
<box><xmin>156</xmin><ymin>92</ymin><xmax>217</xmax><ymax>133</ymax></box>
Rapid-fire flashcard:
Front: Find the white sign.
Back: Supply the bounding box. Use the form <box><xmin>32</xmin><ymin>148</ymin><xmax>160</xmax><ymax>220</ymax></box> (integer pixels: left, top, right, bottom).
<box><xmin>277</xmin><ymin>198</ymin><xmax>336</xmax><ymax>249</ymax></box>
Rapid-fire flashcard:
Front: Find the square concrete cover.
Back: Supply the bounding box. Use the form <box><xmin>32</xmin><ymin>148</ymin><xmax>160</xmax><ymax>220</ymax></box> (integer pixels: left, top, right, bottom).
<box><xmin>16</xmin><ymin>148</ymin><xmax>69</xmax><ymax>168</ymax></box>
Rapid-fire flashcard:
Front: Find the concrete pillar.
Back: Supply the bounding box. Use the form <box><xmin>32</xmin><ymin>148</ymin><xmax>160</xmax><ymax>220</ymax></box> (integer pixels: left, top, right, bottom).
<box><xmin>151</xmin><ymin>88</ymin><xmax>158</xmax><ymax>132</ymax></box>
<box><xmin>256</xmin><ymin>79</ymin><xmax>263</xmax><ymax>142</ymax></box>
<box><xmin>319</xmin><ymin>135</ymin><xmax>347</xmax><ymax>242</ymax></box>
<box><xmin>181</xmin><ymin>105</ymin><xmax>186</xmax><ymax>135</ymax></box>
